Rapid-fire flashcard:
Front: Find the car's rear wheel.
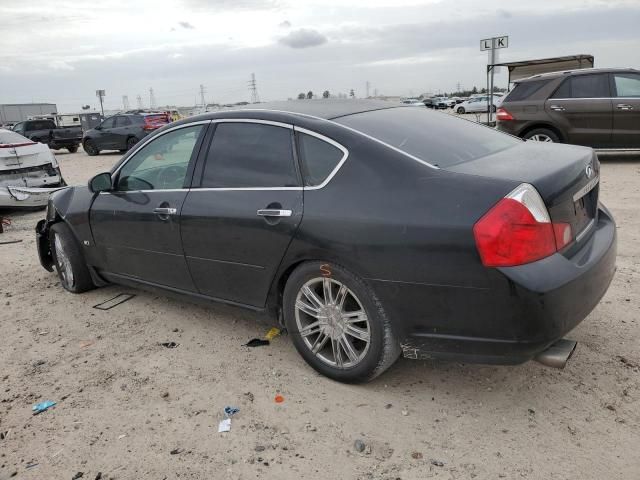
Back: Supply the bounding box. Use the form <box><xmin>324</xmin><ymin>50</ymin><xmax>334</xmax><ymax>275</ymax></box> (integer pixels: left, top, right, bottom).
<box><xmin>457</xmin><ymin>107</ymin><xmax>465</xmax><ymax>114</ymax></box>
<box><xmin>523</xmin><ymin>128</ymin><xmax>560</xmax><ymax>143</ymax></box>
<box><xmin>126</xmin><ymin>137</ymin><xmax>138</xmax><ymax>150</ymax></box>
<box><xmin>67</xmin><ymin>145</ymin><xmax>78</xmax><ymax>153</ymax></box>
<box><xmin>283</xmin><ymin>262</ymin><xmax>400</xmax><ymax>383</ymax></box>
<box><xmin>50</xmin><ymin>223</ymin><xmax>94</xmax><ymax>293</ymax></box>
<box><xmin>83</xmin><ymin>139</ymin><xmax>99</xmax><ymax>156</ymax></box>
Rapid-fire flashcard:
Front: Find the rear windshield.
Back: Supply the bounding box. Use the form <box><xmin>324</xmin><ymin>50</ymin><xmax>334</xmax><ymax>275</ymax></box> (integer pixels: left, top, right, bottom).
<box><xmin>504</xmin><ymin>79</ymin><xmax>549</xmax><ymax>101</ymax></box>
<box><xmin>334</xmin><ymin>107</ymin><xmax>521</xmax><ymax>168</ymax></box>
<box><xmin>0</xmin><ymin>130</ymin><xmax>31</xmax><ymax>145</ymax></box>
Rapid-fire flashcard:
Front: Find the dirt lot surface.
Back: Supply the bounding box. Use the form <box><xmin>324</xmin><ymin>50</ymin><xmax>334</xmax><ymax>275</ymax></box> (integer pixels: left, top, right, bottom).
<box><xmin>1</xmin><ymin>148</ymin><xmax>639</xmax><ymax>480</ymax></box>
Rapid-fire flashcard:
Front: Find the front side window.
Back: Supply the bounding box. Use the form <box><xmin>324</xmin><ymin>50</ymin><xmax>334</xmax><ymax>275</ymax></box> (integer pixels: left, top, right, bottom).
<box><xmin>116</xmin><ymin>125</ymin><xmax>203</xmax><ymax>191</ymax></box>
<box><xmin>613</xmin><ymin>73</ymin><xmax>640</xmax><ymax>97</ymax></box>
<box><xmin>116</xmin><ymin>116</ymin><xmax>132</xmax><ymax>127</ymax></box>
<box><xmin>296</xmin><ymin>132</ymin><xmax>344</xmax><ymax>187</ymax></box>
<box><xmin>201</xmin><ymin>122</ymin><xmax>298</xmax><ymax>188</ymax></box>
<box><xmin>101</xmin><ymin>117</ymin><xmax>115</xmax><ymax>129</ymax></box>
<box><xmin>552</xmin><ymin>74</ymin><xmax>610</xmax><ymax>98</ymax></box>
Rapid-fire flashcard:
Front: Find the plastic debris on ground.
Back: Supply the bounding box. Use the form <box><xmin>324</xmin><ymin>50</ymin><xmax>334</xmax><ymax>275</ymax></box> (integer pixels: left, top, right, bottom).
<box><xmin>244</xmin><ymin>326</ymin><xmax>282</xmax><ymax>347</ymax></box>
<box><xmin>218</xmin><ymin>406</ymin><xmax>240</xmax><ymax>433</ymax></box>
<box><xmin>160</xmin><ymin>342</ymin><xmax>179</xmax><ymax>348</ymax></box>
<box><xmin>92</xmin><ymin>293</ymin><xmax>136</xmax><ymax>310</ymax></box>
<box><xmin>264</xmin><ymin>327</ymin><xmax>281</xmax><ymax>340</ymax></box>
<box><xmin>32</xmin><ymin>400</ymin><xmax>56</xmax><ymax>415</ymax></box>
<box><xmin>274</xmin><ymin>394</ymin><xmax>285</xmax><ymax>404</ymax></box>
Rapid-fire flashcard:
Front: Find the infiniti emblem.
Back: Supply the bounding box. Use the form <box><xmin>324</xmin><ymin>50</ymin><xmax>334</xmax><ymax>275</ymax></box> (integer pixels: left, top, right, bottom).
<box><xmin>585</xmin><ymin>164</ymin><xmax>594</xmax><ymax>179</ymax></box>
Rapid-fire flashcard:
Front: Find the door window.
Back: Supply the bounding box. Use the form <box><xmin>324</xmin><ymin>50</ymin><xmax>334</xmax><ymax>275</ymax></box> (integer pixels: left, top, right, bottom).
<box><xmin>201</xmin><ymin>122</ymin><xmax>298</xmax><ymax>188</ymax></box>
<box><xmin>296</xmin><ymin>132</ymin><xmax>344</xmax><ymax>187</ymax></box>
<box><xmin>613</xmin><ymin>74</ymin><xmax>640</xmax><ymax>97</ymax></box>
<box><xmin>115</xmin><ymin>116</ymin><xmax>132</xmax><ymax>127</ymax></box>
<box><xmin>552</xmin><ymin>74</ymin><xmax>610</xmax><ymax>98</ymax></box>
<box><xmin>115</xmin><ymin>125</ymin><xmax>203</xmax><ymax>191</ymax></box>
<box><xmin>100</xmin><ymin>117</ymin><xmax>116</xmax><ymax>129</ymax></box>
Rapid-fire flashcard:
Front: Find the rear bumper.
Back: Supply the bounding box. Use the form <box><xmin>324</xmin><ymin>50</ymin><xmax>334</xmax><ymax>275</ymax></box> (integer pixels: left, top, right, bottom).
<box><xmin>0</xmin><ymin>184</ymin><xmax>65</xmax><ymax>207</ymax></box>
<box><xmin>49</xmin><ymin>138</ymin><xmax>81</xmax><ymax>148</ymax></box>
<box><xmin>375</xmin><ymin>205</ymin><xmax>617</xmax><ymax>364</ymax></box>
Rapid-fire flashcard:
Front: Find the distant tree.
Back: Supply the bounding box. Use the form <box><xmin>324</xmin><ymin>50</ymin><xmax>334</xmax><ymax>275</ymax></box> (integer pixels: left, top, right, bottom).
<box><xmin>298</xmin><ymin>93</ymin><xmax>306</xmax><ymax>99</ymax></box>
<box><xmin>480</xmin><ymin>87</ymin><xmax>487</xmax><ymax>94</ymax></box>
<box><xmin>81</xmin><ymin>105</ymin><xmax>91</xmax><ymax>110</ymax></box>
<box><xmin>349</xmin><ymin>89</ymin><xmax>355</xmax><ymax>98</ymax></box>
<box><xmin>307</xmin><ymin>91</ymin><xmax>313</xmax><ymax>99</ymax></box>
<box><xmin>322</xmin><ymin>90</ymin><xmax>330</xmax><ymax>98</ymax></box>
<box><xmin>471</xmin><ymin>86</ymin><xmax>478</xmax><ymax>94</ymax></box>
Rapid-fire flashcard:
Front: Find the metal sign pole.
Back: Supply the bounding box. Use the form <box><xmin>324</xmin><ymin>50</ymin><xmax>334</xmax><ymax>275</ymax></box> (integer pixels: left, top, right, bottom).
<box><xmin>480</xmin><ymin>35</ymin><xmax>508</xmax><ymax>126</ymax></box>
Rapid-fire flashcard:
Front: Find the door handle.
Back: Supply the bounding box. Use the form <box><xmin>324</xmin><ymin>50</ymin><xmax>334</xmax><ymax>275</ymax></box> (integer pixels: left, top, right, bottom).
<box><xmin>550</xmin><ymin>105</ymin><xmax>565</xmax><ymax>112</ymax></box>
<box><xmin>257</xmin><ymin>209</ymin><xmax>292</xmax><ymax>217</ymax></box>
<box><xmin>616</xmin><ymin>104</ymin><xmax>633</xmax><ymax>110</ymax></box>
<box><xmin>153</xmin><ymin>207</ymin><xmax>177</xmax><ymax>215</ymax></box>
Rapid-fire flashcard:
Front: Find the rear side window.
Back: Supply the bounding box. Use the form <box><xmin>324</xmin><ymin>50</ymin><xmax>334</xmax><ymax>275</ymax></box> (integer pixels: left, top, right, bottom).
<box><xmin>201</xmin><ymin>123</ymin><xmax>298</xmax><ymax>188</ymax></box>
<box><xmin>613</xmin><ymin>73</ymin><xmax>640</xmax><ymax>97</ymax></box>
<box><xmin>552</xmin><ymin>74</ymin><xmax>610</xmax><ymax>98</ymax></box>
<box><xmin>335</xmin><ymin>107</ymin><xmax>521</xmax><ymax>168</ymax></box>
<box><xmin>505</xmin><ymin>80</ymin><xmax>549</xmax><ymax>101</ymax></box>
<box><xmin>296</xmin><ymin>132</ymin><xmax>344</xmax><ymax>187</ymax></box>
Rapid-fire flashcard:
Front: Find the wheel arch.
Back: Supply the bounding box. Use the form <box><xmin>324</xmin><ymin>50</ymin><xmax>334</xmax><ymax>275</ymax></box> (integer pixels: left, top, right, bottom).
<box><xmin>519</xmin><ymin>123</ymin><xmax>565</xmax><ymax>143</ymax></box>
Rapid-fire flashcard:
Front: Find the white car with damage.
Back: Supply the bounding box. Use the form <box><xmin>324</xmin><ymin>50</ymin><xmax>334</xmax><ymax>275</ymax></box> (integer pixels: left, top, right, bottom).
<box><xmin>0</xmin><ymin>129</ymin><xmax>66</xmax><ymax>207</ymax></box>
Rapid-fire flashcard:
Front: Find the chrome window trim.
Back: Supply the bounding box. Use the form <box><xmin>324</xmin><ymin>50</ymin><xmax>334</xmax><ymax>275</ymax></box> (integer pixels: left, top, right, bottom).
<box><xmin>209</xmin><ymin>118</ymin><xmax>293</xmax><ymax>129</ymax></box>
<box><xmin>294</xmin><ymin>126</ymin><xmax>349</xmax><ymax>190</ymax></box>
<box><xmin>111</xmin><ymin>120</ymin><xmax>211</xmax><ymax>178</ymax></box>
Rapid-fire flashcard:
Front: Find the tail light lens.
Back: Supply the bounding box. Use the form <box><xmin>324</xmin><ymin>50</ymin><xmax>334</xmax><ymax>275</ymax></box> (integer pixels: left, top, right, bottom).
<box><xmin>496</xmin><ymin>107</ymin><xmax>514</xmax><ymax>121</ymax></box>
<box><xmin>473</xmin><ymin>183</ymin><xmax>572</xmax><ymax>267</ymax></box>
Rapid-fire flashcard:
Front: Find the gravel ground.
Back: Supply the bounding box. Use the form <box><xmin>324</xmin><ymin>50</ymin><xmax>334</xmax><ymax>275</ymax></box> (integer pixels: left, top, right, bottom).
<box><xmin>0</xmin><ymin>148</ymin><xmax>638</xmax><ymax>480</ymax></box>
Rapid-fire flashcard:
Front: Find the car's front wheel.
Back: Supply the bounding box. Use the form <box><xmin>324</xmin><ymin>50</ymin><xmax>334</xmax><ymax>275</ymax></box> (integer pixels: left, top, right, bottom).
<box><xmin>283</xmin><ymin>262</ymin><xmax>400</xmax><ymax>383</ymax></box>
<box><xmin>126</xmin><ymin>137</ymin><xmax>138</xmax><ymax>150</ymax></box>
<box><xmin>83</xmin><ymin>139</ymin><xmax>99</xmax><ymax>156</ymax></box>
<box><xmin>523</xmin><ymin>128</ymin><xmax>560</xmax><ymax>143</ymax></box>
<box><xmin>457</xmin><ymin>107</ymin><xmax>465</xmax><ymax>114</ymax></box>
<box><xmin>50</xmin><ymin>223</ymin><xmax>94</xmax><ymax>293</ymax></box>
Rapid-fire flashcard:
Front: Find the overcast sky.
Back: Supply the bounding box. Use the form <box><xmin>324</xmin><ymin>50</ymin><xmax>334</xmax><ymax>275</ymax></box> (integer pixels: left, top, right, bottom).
<box><xmin>1</xmin><ymin>0</ymin><xmax>639</xmax><ymax>112</ymax></box>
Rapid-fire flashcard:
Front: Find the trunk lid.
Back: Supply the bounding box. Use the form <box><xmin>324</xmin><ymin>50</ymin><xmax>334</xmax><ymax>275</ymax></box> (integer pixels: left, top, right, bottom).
<box><xmin>447</xmin><ymin>142</ymin><xmax>599</xmax><ymax>247</ymax></box>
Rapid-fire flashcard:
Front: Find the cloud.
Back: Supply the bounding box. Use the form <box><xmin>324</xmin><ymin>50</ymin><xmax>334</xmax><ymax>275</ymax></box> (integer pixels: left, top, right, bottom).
<box><xmin>279</xmin><ymin>20</ymin><xmax>291</xmax><ymax>28</ymax></box>
<box><xmin>181</xmin><ymin>0</ymin><xmax>279</xmax><ymax>10</ymax></box>
<box><xmin>279</xmin><ymin>28</ymin><xmax>327</xmax><ymax>48</ymax></box>
<box><xmin>178</xmin><ymin>21</ymin><xmax>195</xmax><ymax>29</ymax></box>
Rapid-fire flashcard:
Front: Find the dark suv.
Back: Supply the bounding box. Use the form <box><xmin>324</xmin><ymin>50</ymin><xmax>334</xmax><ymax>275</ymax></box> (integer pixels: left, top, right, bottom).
<box><xmin>82</xmin><ymin>112</ymin><xmax>169</xmax><ymax>156</ymax></box>
<box><xmin>497</xmin><ymin>68</ymin><xmax>640</xmax><ymax>148</ymax></box>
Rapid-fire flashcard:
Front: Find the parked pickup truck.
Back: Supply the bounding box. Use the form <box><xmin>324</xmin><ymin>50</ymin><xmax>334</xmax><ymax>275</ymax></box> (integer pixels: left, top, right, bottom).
<box><xmin>11</xmin><ymin>119</ymin><xmax>82</xmax><ymax>153</ymax></box>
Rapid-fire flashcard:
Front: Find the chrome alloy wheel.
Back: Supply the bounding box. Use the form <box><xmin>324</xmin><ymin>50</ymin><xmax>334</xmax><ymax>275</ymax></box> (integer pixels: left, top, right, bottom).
<box><xmin>294</xmin><ymin>277</ymin><xmax>371</xmax><ymax>369</ymax></box>
<box><xmin>54</xmin><ymin>234</ymin><xmax>74</xmax><ymax>288</ymax></box>
<box><xmin>528</xmin><ymin>133</ymin><xmax>554</xmax><ymax>142</ymax></box>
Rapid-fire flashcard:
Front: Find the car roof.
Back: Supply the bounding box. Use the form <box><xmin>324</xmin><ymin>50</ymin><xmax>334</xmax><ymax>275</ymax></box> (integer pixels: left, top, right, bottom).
<box><xmin>198</xmin><ymin>99</ymin><xmax>407</xmax><ymax>121</ymax></box>
<box><xmin>518</xmin><ymin>67</ymin><xmax>639</xmax><ymax>83</ymax></box>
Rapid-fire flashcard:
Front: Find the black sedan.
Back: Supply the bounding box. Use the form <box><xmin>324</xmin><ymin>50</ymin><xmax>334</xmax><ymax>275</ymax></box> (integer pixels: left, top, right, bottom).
<box><xmin>35</xmin><ymin>100</ymin><xmax>617</xmax><ymax>383</ymax></box>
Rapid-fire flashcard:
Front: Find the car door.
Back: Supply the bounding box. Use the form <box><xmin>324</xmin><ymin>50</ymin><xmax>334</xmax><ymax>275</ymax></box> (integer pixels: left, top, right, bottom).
<box><xmin>180</xmin><ymin>120</ymin><xmax>303</xmax><ymax>307</ymax></box>
<box><xmin>113</xmin><ymin>115</ymin><xmax>134</xmax><ymax>149</ymax></box>
<box><xmin>546</xmin><ymin>73</ymin><xmax>612</xmax><ymax>147</ymax></box>
<box><xmin>610</xmin><ymin>72</ymin><xmax>640</xmax><ymax>148</ymax></box>
<box><xmin>94</xmin><ymin>117</ymin><xmax>117</xmax><ymax>149</ymax></box>
<box><xmin>89</xmin><ymin>122</ymin><xmax>208</xmax><ymax>290</ymax></box>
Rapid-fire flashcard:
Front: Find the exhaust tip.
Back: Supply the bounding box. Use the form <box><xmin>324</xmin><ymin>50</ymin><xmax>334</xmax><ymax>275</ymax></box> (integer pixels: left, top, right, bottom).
<box><xmin>535</xmin><ymin>338</ymin><xmax>577</xmax><ymax>369</ymax></box>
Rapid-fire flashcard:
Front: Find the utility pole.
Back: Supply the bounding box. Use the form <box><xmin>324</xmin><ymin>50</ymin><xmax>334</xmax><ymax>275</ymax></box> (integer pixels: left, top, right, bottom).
<box><xmin>366</xmin><ymin>81</ymin><xmax>370</xmax><ymax>98</ymax></box>
<box><xmin>122</xmin><ymin>95</ymin><xmax>130</xmax><ymax>111</ymax></box>
<box><xmin>373</xmin><ymin>88</ymin><xmax>378</xmax><ymax>98</ymax></box>
<box><xmin>199</xmin><ymin>84</ymin><xmax>206</xmax><ymax>108</ymax></box>
<box><xmin>136</xmin><ymin>94</ymin><xmax>143</xmax><ymax>109</ymax></box>
<box><xmin>248</xmin><ymin>73</ymin><xmax>260</xmax><ymax>103</ymax></box>
<box><xmin>95</xmin><ymin>90</ymin><xmax>105</xmax><ymax>117</ymax></box>
<box><xmin>149</xmin><ymin>87</ymin><xmax>156</xmax><ymax>109</ymax></box>
<box><xmin>456</xmin><ymin>82</ymin><xmax>462</xmax><ymax>93</ymax></box>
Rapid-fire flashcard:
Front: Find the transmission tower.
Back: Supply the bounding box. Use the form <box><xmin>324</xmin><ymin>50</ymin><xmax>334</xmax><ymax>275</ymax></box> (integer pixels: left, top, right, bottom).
<box><xmin>456</xmin><ymin>82</ymin><xmax>462</xmax><ymax>93</ymax></box>
<box><xmin>366</xmin><ymin>81</ymin><xmax>370</xmax><ymax>98</ymax></box>
<box><xmin>122</xmin><ymin>95</ymin><xmax>130</xmax><ymax>110</ymax></box>
<box><xmin>199</xmin><ymin>84</ymin><xmax>207</xmax><ymax>108</ymax></box>
<box><xmin>149</xmin><ymin>88</ymin><xmax>156</xmax><ymax>109</ymax></box>
<box><xmin>136</xmin><ymin>94</ymin><xmax>143</xmax><ymax>109</ymax></box>
<box><xmin>248</xmin><ymin>73</ymin><xmax>260</xmax><ymax>103</ymax></box>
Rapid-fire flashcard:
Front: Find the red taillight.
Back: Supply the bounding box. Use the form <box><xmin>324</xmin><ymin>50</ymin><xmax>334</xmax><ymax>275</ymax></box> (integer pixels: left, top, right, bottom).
<box><xmin>473</xmin><ymin>184</ymin><xmax>572</xmax><ymax>267</ymax></box>
<box><xmin>496</xmin><ymin>107</ymin><xmax>514</xmax><ymax>121</ymax></box>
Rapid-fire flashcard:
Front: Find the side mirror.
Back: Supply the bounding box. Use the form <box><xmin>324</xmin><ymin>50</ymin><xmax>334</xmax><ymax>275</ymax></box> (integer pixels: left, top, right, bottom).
<box><xmin>94</xmin><ymin>125</ymin><xmax>102</xmax><ymax>130</ymax></box>
<box><xmin>88</xmin><ymin>172</ymin><xmax>112</xmax><ymax>193</ymax></box>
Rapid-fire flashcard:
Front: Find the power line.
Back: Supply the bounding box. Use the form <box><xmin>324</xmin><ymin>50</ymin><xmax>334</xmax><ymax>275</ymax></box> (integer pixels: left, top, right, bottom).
<box><xmin>248</xmin><ymin>73</ymin><xmax>259</xmax><ymax>103</ymax></box>
<box><xmin>122</xmin><ymin>95</ymin><xmax>130</xmax><ymax>110</ymax></box>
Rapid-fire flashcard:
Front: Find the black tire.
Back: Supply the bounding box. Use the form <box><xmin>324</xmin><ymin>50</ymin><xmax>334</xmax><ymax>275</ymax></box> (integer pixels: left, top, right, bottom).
<box><xmin>126</xmin><ymin>137</ymin><xmax>138</xmax><ymax>150</ymax></box>
<box><xmin>49</xmin><ymin>222</ymin><xmax>94</xmax><ymax>293</ymax></box>
<box><xmin>283</xmin><ymin>261</ymin><xmax>401</xmax><ymax>383</ymax></box>
<box><xmin>67</xmin><ymin>145</ymin><xmax>78</xmax><ymax>153</ymax></box>
<box><xmin>83</xmin><ymin>139</ymin><xmax>99</xmax><ymax>156</ymax></box>
<box><xmin>457</xmin><ymin>107</ymin><xmax>465</xmax><ymax>114</ymax></box>
<box><xmin>522</xmin><ymin>128</ymin><xmax>560</xmax><ymax>143</ymax></box>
